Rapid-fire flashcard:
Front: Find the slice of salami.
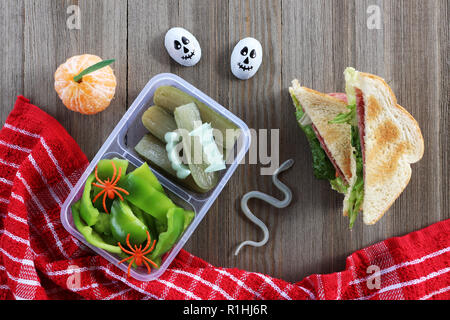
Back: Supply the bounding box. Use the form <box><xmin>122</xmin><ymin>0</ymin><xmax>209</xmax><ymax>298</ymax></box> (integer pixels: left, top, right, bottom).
<box><xmin>327</xmin><ymin>92</ymin><xmax>348</xmax><ymax>103</ymax></box>
<box><xmin>355</xmin><ymin>88</ymin><xmax>366</xmax><ymax>165</ymax></box>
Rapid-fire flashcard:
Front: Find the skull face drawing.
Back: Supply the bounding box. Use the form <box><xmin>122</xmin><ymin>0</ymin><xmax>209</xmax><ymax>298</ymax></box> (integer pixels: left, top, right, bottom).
<box><xmin>164</xmin><ymin>27</ymin><xmax>202</xmax><ymax>67</ymax></box>
<box><xmin>230</xmin><ymin>37</ymin><xmax>263</xmax><ymax>80</ymax></box>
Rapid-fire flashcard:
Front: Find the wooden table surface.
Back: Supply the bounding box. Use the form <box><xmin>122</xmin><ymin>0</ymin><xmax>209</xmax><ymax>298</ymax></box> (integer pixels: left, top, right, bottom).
<box><xmin>0</xmin><ymin>0</ymin><xmax>448</xmax><ymax>282</ymax></box>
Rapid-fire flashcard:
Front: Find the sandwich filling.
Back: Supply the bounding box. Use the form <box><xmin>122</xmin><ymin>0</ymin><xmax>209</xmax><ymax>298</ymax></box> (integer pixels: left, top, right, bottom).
<box><xmin>356</xmin><ymin>89</ymin><xmax>366</xmax><ymax>165</ymax></box>
<box><xmin>330</xmin><ymin>67</ymin><xmax>364</xmax><ymax>228</ymax></box>
<box><xmin>290</xmin><ymin>93</ymin><xmax>348</xmax><ymax>194</ymax></box>
<box><xmin>311</xmin><ymin>124</ymin><xmax>347</xmax><ymax>182</ymax></box>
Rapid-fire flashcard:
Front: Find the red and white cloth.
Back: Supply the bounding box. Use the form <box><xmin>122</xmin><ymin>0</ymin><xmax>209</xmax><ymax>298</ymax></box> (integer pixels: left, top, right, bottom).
<box><xmin>0</xmin><ymin>96</ymin><xmax>449</xmax><ymax>300</ymax></box>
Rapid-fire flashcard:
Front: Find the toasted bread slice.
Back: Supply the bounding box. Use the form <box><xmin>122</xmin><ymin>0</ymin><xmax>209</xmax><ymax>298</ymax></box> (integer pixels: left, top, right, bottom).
<box><xmin>289</xmin><ymin>80</ymin><xmax>354</xmax><ymax>183</ymax></box>
<box><xmin>348</xmin><ymin>70</ymin><xmax>424</xmax><ymax>225</ymax></box>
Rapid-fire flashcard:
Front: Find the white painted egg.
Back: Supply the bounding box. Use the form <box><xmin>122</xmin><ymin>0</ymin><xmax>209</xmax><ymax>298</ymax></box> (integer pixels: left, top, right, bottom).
<box><xmin>164</xmin><ymin>27</ymin><xmax>201</xmax><ymax>67</ymax></box>
<box><xmin>230</xmin><ymin>37</ymin><xmax>262</xmax><ymax>80</ymax></box>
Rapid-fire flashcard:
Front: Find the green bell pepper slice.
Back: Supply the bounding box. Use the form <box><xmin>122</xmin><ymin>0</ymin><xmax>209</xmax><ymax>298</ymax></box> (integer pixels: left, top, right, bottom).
<box><xmin>130</xmin><ymin>203</ymin><xmax>146</xmax><ymax>225</ymax></box>
<box><xmin>149</xmin><ymin>208</ymin><xmax>194</xmax><ymax>267</ymax></box>
<box><xmin>110</xmin><ymin>199</ymin><xmax>148</xmax><ymax>246</ymax></box>
<box><xmin>150</xmin><ymin>207</ymin><xmax>186</xmax><ymax>260</ymax></box>
<box><xmin>130</xmin><ymin>162</ymin><xmax>164</xmax><ymax>193</ymax></box>
<box><xmin>125</xmin><ymin>173</ymin><xmax>176</xmax><ymax>224</ymax></box>
<box><xmin>183</xmin><ymin>210</ymin><xmax>195</xmax><ymax>231</ymax></box>
<box><xmin>80</xmin><ymin>173</ymin><xmax>99</xmax><ymax>226</ymax></box>
<box><xmin>93</xmin><ymin>212</ymin><xmax>112</xmax><ymax>235</ymax></box>
<box><xmin>96</xmin><ymin>158</ymin><xmax>129</xmax><ymax>184</ymax></box>
<box><xmin>102</xmin><ymin>233</ymin><xmax>118</xmax><ymax>246</ymax></box>
<box><xmin>129</xmin><ymin>202</ymin><xmax>158</xmax><ymax>242</ymax></box>
<box><xmin>71</xmin><ymin>201</ymin><xmax>121</xmax><ymax>254</ymax></box>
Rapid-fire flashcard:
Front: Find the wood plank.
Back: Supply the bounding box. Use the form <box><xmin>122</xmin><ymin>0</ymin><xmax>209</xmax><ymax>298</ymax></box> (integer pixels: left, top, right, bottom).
<box><xmin>438</xmin><ymin>0</ymin><xmax>449</xmax><ymax>224</ymax></box>
<box><xmin>127</xmin><ymin>0</ymin><xmax>178</xmax><ymax>103</ymax></box>
<box><xmin>23</xmin><ymin>0</ymin><xmax>127</xmax><ymax>160</ymax></box>
<box><xmin>0</xmin><ymin>0</ymin><xmax>24</xmax><ymax>124</ymax></box>
<box><xmin>226</xmin><ymin>0</ymin><xmax>284</xmax><ymax>278</ymax></box>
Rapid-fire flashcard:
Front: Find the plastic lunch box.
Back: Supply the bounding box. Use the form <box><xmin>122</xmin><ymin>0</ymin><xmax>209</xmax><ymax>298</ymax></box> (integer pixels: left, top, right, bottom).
<box><xmin>60</xmin><ymin>73</ymin><xmax>251</xmax><ymax>281</ymax></box>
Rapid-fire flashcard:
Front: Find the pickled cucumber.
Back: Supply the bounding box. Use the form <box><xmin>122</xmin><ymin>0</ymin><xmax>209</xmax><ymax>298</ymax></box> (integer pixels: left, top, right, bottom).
<box><xmin>141</xmin><ymin>106</ymin><xmax>177</xmax><ymax>142</ymax></box>
<box><xmin>135</xmin><ymin>134</ymin><xmax>210</xmax><ymax>193</ymax></box>
<box><xmin>174</xmin><ymin>103</ymin><xmax>219</xmax><ymax>192</ymax></box>
<box><xmin>154</xmin><ymin>86</ymin><xmax>239</xmax><ymax>154</ymax></box>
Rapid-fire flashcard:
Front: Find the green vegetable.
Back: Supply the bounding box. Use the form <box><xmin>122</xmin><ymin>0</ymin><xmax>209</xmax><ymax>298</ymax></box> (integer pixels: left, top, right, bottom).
<box><xmin>330</xmin><ymin>103</ymin><xmax>364</xmax><ymax>228</ymax></box>
<box><xmin>95</xmin><ymin>158</ymin><xmax>128</xmax><ymax>184</ymax></box>
<box><xmin>347</xmin><ymin>126</ymin><xmax>364</xmax><ymax>229</ymax></box>
<box><xmin>154</xmin><ymin>256</ymin><xmax>162</xmax><ymax>268</ymax></box>
<box><xmin>291</xmin><ymin>94</ymin><xmax>336</xmax><ymax>181</ymax></box>
<box><xmin>129</xmin><ymin>202</ymin><xmax>146</xmax><ymax>225</ymax></box>
<box><xmin>71</xmin><ymin>200</ymin><xmax>121</xmax><ymax>254</ymax></box>
<box><xmin>141</xmin><ymin>106</ymin><xmax>177</xmax><ymax>142</ymax></box>
<box><xmin>135</xmin><ymin>133</ymin><xmax>175</xmax><ymax>174</ymax></box>
<box><xmin>183</xmin><ymin>210</ymin><xmax>195</xmax><ymax>231</ymax></box>
<box><xmin>329</xmin><ymin>104</ymin><xmax>356</xmax><ymax>126</ymax></box>
<box><xmin>73</xmin><ymin>59</ymin><xmax>115</xmax><ymax>83</ymax></box>
<box><xmin>110</xmin><ymin>199</ymin><xmax>148</xmax><ymax>246</ymax></box>
<box><xmin>74</xmin><ymin>159</ymin><xmax>196</xmax><ymax>272</ymax></box>
<box><xmin>330</xmin><ymin>177</ymin><xmax>348</xmax><ymax>194</ymax></box>
<box><xmin>129</xmin><ymin>162</ymin><xmax>163</xmax><ymax>193</ymax></box>
<box><xmin>80</xmin><ymin>173</ymin><xmax>99</xmax><ymax>226</ymax></box>
<box><xmin>151</xmin><ymin>207</ymin><xmax>194</xmax><ymax>262</ymax></box>
<box><xmin>150</xmin><ymin>207</ymin><xmax>186</xmax><ymax>260</ymax></box>
<box><xmin>135</xmin><ymin>133</ymin><xmax>209</xmax><ymax>193</ymax></box>
<box><xmin>154</xmin><ymin>219</ymin><xmax>166</xmax><ymax>235</ymax></box>
<box><xmin>129</xmin><ymin>202</ymin><xmax>158</xmax><ymax>242</ymax></box>
<box><xmin>102</xmin><ymin>233</ymin><xmax>118</xmax><ymax>246</ymax></box>
<box><xmin>125</xmin><ymin>172</ymin><xmax>176</xmax><ymax>224</ymax></box>
<box><xmin>301</xmin><ymin>123</ymin><xmax>336</xmax><ymax>181</ymax></box>
<box><xmin>93</xmin><ymin>212</ymin><xmax>112</xmax><ymax>235</ymax></box>
<box><xmin>344</xmin><ymin>67</ymin><xmax>358</xmax><ymax>106</ymax></box>
<box><xmin>153</xmin><ymin>85</ymin><xmax>239</xmax><ymax>154</ymax></box>
<box><xmin>174</xmin><ymin>103</ymin><xmax>219</xmax><ymax>191</ymax></box>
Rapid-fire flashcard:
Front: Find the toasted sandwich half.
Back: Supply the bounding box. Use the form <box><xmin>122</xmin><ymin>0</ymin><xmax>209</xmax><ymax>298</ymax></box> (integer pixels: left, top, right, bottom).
<box><xmin>331</xmin><ymin>68</ymin><xmax>424</xmax><ymax>227</ymax></box>
<box><xmin>289</xmin><ymin>80</ymin><xmax>354</xmax><ymax>193</ymax></box>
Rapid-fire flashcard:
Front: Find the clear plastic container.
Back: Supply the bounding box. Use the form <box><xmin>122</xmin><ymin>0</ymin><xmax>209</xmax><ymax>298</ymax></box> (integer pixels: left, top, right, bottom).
<box><xmin>60</xmin><ymin>73</ymin><xmax>251</xmax><ymax>281</ymax></box>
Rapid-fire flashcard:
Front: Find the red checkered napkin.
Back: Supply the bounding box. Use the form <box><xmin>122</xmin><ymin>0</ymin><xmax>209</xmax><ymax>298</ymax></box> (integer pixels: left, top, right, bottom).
<box><xmin>0</xmin><ymin>96</ymin><xmax>449</xmax><ymax>300</ymax></box>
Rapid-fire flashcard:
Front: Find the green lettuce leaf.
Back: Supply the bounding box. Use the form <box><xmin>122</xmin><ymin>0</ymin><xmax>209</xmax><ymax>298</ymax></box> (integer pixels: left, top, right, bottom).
<box><xmin>329</xmin><ymin>104</ymin><xmax>356</xmax><ymax>126</ymax></box>
<box><xmin>330</xmin><ymin>176</ymin><xmax>348</xmax><ymax>194</ymax></box>
<box><xmin>291</xmin><ymin>94</ymin><xmax>335</xmax><ymax>181</ymax></box>
<box><xmin>347</xmin><ymin>126</ymin><xmax>364</xmax><ymax>229</ymax></box>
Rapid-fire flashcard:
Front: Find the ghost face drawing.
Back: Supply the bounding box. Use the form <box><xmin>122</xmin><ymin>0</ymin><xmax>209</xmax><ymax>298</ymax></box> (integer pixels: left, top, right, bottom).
<box><xmin>230</xmin><ymin>37</ymin><xmax>262</xmax><ymax>80</ymax></box>
<box><xmin>164</xmin><ymin>27</ymin><xmax>202</xmax><ymax>67</ymax></box>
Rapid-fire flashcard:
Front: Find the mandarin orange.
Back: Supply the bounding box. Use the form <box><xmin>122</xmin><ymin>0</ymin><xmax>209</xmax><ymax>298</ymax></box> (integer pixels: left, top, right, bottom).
<box><xmin>54</xmin><ymin>54</ymin><xmax>116</xmax><ymax>115</ymax></box>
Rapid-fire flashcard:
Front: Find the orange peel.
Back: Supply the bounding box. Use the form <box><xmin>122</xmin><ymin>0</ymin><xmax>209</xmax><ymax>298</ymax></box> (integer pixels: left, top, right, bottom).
<box><xmin>54</xmin><ymin>54</ymin><xmax>116</xmax><ymax>115</ymax></box>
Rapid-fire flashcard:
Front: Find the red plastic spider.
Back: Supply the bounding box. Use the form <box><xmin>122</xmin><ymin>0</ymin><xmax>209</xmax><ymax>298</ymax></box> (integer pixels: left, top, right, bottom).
<box><xmin>92</xmin><ymin>161</ymin><xmax>129</xmax><ymax>213</ymax></box>
<box><xmin>118</xmin><ymin>231</ymin><xmax>158</xmax><ymax>277</ymax></box>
